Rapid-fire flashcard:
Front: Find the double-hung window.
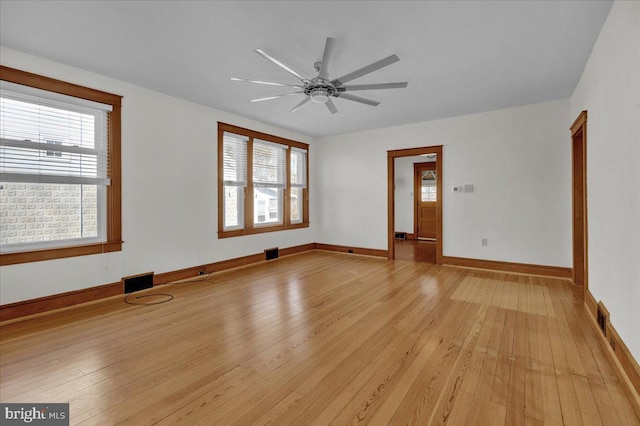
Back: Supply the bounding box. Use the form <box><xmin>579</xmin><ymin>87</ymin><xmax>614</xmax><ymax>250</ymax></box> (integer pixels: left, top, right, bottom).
<box><xmin>253</xmin><ymin>139</ymin><xmax>286</xmax><ymax>226</ymax></box>
<box><xmin>290</xmin><ymin>147</ymin><xmax>307</xmax><ymax>224</ymax></box>
<box><xmin>0</xmin><ymin>66</ymin><xmax>122</xmax><ymax>265</ymax></box>
<box><xmin>218</xmin><ymin>122</ymin><xmax>309</xmax><ymax>237</ymax></box>
<box><xmin>222</xmin><ymin>133</ymin><xmax>247</xmax><ymax>231</ymax></box>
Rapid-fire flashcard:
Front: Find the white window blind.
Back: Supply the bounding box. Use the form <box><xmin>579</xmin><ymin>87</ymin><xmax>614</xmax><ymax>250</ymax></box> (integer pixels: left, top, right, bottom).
<box><xmin>253</xmin><ymin>139</ymin><xmax>287</xmax><ymax>188</ymax></box>
<box><xmin>290</xmin><ymin>147</ymin><xmax>307</xmax><ymax>188</ymax></box>
<box><xmin>0</xmin><ymin>84</ymin><xmax>110</xmax><ymax>186</ymax></box>
<box><xmin>222</xmin><ymin>132</ymin><xmax>248</xmax><ymax>186</ymax></box>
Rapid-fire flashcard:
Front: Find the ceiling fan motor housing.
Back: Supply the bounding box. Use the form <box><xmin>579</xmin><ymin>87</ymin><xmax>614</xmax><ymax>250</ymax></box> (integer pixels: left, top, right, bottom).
<box><xmin>304</xmin><ymin>77</ymin><xmax>336</xmax><ymax>103</ymax></box>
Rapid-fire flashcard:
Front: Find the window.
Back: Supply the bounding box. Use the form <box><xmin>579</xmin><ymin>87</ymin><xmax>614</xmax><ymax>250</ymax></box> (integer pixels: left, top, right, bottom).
<box><xmin>218</xmin><ymin>122</ymin><xmax>308</xmax><ymax>237</ymax></box>
<box><xmin>421</xmin><ymin>170</ymin><xmax>437</xmax><ymax>202</ymax></box>
<box><xmin>290</xmin><ymin>147</ymin><xmax>307</xmax><ymax>224</ymax></box>
<box><xmin>0</xmin><ymin>66</ymin><xmax>122</xmax><ymax>265</ymax></box>
<box><xmin>222</xmin><ymin>133</ymin><xmax>247</xmax><ymax>231</ymax></box>
<box><xmin>253</xmin><ymin>139</ymin><xmax>286</xmax><ymax>226</ymax></box>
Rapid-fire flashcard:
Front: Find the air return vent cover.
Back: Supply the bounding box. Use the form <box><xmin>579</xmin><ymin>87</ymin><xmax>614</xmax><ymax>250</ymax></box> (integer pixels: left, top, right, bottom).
<box><xmin>265</xmin><ymin>247</ymin><xmax>279</xmax><ymax>261</ymax></box>
<box><xmin>123</xmin><ymin>272</ymin><xmax>154</xmax><ymax>294</ymax></box>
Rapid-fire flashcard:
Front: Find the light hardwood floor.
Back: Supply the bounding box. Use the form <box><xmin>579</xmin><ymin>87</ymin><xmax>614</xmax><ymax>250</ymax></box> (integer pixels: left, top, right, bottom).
<box><xmin>1</xmin><ymin>251</ymin><xmax>638</xmax><ymax>425</ymax></box>
<box><xmin>395</xmin><ymin>239</ymin><xmax>436</xmax><ymax>263</ymax></box>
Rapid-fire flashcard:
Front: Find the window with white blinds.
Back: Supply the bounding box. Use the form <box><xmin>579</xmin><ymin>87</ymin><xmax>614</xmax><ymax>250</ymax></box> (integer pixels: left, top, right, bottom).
<box><xmin>223</xmin><ymin>132</ymin><xmax>247</xmax><ymax>186</ymax></box>
<box><xmin>0</xmin><ymin>70</ymin><xmax>121</xmax><ymax>261</ymax></box>
<box><xmin>290</xmin><ymin>148</ymin><xmax>307</xmax><ymax>188</ymax></box>
<box><xmin>253</xmin><ymin>139</ymin><xmax>287</xmax><ymax>188</ymax></box>
<box><xmin>218</xmin><ymin>122</ymin><xmax>309</xmax><ymax>237</ymax></box>
<box><xmin>253</xmin><ymin>140</ymin><xmax>286</xmax><ymax>225</ymax></box>
<box><xmin>0</xmin><ymin>82</ymin><xmax>111</xmax><ymax>186</ymax></box>
<box><xmin>290</xmin><ymin>147</ymin><xmax>307</xmax><ymax>224</ymax></box>
<box><xmin>222</xmin><ymin>132</ymin><xmax>248</xmax><ymax>230</ymax></box>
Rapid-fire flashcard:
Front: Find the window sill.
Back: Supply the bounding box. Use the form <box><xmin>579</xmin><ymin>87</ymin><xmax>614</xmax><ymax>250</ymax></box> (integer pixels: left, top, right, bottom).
<box><xmin>218</xmin><ymin>223</ymin><xmax>309</xmax><ymax>239</ymax></box>
<box><xmin>0</xmin><ymin>241</ymin><xmax>123</xmax><ymax>266</ymax></box>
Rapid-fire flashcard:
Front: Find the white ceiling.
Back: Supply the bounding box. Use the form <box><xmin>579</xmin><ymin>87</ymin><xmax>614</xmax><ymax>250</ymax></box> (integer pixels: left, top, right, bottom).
<box><xmin>0</xmin><ymin>1</ymin><xmax>612</xmax><ymax>138</ymax></box>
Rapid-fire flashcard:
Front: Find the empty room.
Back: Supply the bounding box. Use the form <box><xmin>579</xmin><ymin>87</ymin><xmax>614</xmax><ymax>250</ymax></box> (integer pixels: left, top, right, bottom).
<box><xmin>0</xmin><ymin>1</ymin><xmax>638</xmax><ymax>424</ymax></box>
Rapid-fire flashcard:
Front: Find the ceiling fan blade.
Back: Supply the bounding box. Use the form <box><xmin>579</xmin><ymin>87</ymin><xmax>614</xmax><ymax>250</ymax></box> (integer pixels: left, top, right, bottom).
<box><xmin>325</xmin><ymin>98</ymin><xmax>338</xmax><ymax>114</ymax></box>
<box><xmin>318</xmin><ymin>37</ymin><xmax>337</xmax><ymax>80</ymax></box>
<box><xmin>331</xmin><ymin>54</ymin><xmax>400</xmax><ymax>86</ymax></box>
<box><xmin>255</xmin><ymin>49</ymin><xmax>311</xmax><ymax>84</ymax></box>
<box><xmin>337</xmin><ymin>82</ymin><xmax>408</xmax><ymax>91</ymax></box>
<box><xmin>290</xmin><ymin>96</ymin><xmax>311</xmax><ymax>113</ymax></box>
<box><xmin>334</xmin><ymin>92</ymin><xmax>380</xmax><ymax>107</ymax></box>
<box><xmin>231</xmin><ymin>77</ymin><xmax>303</xmax><ymax>89</ymax></box>
<box><xmin>250</xmin><ymin>92</ymin><xmax>303</xmax><ymax>103</ymax></box>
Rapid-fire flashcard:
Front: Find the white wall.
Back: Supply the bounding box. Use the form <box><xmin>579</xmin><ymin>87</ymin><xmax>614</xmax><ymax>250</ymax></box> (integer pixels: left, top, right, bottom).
<box><xmin>570</xmin><ymin>0</ymin><xmax>640</xmax><ymax>362</ymax></box>
<box><xmin>0</xmin><ymin>47</ymin><xmax>318</xmax><ymax>304</ymax></box>
<box><xmin>316</xmin><ymin>98</ymin><xmax>572</xmax><ymax>267</ymax></box>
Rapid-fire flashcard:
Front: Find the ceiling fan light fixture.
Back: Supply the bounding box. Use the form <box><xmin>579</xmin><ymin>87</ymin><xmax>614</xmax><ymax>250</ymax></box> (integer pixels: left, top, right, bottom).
<box><xmin>310</xmin><ymin>88</ymin><xmax>329</xmax><ymax>103</ymax></box>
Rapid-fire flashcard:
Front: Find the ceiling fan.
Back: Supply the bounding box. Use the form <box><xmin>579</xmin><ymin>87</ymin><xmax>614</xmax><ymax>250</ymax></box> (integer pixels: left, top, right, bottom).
<box><xmin>231</xmin><ymin>37</ymin><xmax>408</xmax><ymax>114</ymax></box>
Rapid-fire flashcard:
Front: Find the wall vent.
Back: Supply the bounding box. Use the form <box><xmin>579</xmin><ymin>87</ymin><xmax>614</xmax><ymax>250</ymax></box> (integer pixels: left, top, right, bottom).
<box><xmin>265</xmin><ymin>247</ymin><xmax>279</xmax><ymax>261</ymax></box>
<box><xmin>596</xmin><ymin>301</ymin><xmax>609</xmax><ymax>337</ymax></box>
<box><xmin>123</xmin><ymin>272</ymin><xmax>154</xmax><ymax>294</ymax></box>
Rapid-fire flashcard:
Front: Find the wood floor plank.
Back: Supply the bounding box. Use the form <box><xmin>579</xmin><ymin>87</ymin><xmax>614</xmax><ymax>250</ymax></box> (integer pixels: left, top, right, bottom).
<box><xmin>427</xmin><ymin>304</ymin><xmax>488</xmax><ymax>425</ymax></box>
<box><xmin>505</xmin><ymin>309</ymin><xmax>528</xmax><ymax>426</ymax></box>
<box><xmin>573</xmin><ymin>373</ymin><xmax>605</xmax><ymax>426</ymax></box>
<box><xmin>524</xmin><ymin>311</ymin><xmax>544</xmax><ymax>424</ymax></box>
<box><xmin>534</xmin><ymin>314</ymin><xmax>563</xmax><ymax>424</ymax></box>
<box><xmin>491</xmin><ymin>308</ymin><xmax>516</xmax><ymax>407</ymax></box>
<box><xmin>0</xmin><ymin>250</ymin><xmax>637</xmax><ymax>425</ymax></box>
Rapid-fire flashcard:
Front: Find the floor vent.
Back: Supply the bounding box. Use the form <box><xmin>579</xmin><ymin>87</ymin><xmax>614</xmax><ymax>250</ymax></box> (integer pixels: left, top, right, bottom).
<box><xmin>123</xmin><ymin>272</ymin><xmax>154</xmax><ymax>294</ymax></box>
<box><xmin>394</xmin><ymin>232</ymin><xmax>407</xmax><ymax>240</ymax></box>
<box><xmin>265</xmin><ymin>247</ymin><xmax>279</xmax><ymax>261</ymax></box>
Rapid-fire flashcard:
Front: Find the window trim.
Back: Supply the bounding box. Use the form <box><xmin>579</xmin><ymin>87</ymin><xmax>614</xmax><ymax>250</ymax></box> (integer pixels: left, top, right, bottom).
<box><xmin>217</xmin><ymin>122</ymin><xmax>309</xmax><ymax>238</ymax></box>
<box><xmin>0</xmin><ymin>66</ymin><xmax>123</xmax><ymax>266</ymax></box>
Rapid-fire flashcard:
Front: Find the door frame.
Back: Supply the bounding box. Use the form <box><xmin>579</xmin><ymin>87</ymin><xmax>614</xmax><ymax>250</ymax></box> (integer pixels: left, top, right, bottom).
<box><xmin>570</xmin><ymin>111</ymin><xmax>588</xmax><ymax>290</ymax></box>
<box><xmin>413</xmin><ymin>162</ymin><xmax>437</xmax><ymax>239</ymax></box>
<box><xmin>387</xmin><ymin>146</ymin><xmax>443</xmax><ymax>262</ymax></box>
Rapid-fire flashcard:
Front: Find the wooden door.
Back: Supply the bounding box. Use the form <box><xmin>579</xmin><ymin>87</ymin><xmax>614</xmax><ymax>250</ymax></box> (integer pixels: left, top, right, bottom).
<box><xmin>414</xmin><ymin>162</ymin><xmax>437</xmax><ymax>239</ymax></box>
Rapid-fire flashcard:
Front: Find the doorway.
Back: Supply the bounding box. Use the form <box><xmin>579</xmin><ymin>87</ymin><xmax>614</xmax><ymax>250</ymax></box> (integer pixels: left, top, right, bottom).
<box><xmin>571</xmin><ymin>111</ymin><xmax>588</xmax><ymax>289</ymax></box>
<box><xmin>387</xmin><ymin>146</ymin><xmax>443</xmax><ymax>262</ymax></box>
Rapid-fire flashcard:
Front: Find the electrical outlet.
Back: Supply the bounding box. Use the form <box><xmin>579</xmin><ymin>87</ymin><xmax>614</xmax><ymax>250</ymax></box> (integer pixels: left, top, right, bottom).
<box><xmin>481</xmin><ymin>238</ymin><xmax>488</xmax><ymax>246</ymax></box>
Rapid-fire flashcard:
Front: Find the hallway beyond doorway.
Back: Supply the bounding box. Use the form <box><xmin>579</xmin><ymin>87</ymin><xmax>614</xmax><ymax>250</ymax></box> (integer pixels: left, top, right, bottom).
<box><xmin>394</xmin><ymin>239</ymin><xmax>436</xmax><ymax>263</ymax></box>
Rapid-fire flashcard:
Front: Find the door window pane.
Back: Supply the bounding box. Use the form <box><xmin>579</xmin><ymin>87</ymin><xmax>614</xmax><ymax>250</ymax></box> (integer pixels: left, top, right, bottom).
<box><xmin>421</xmin><ymin>170</ymin><xmax>436</xmax><ymax>202</ymax></box>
